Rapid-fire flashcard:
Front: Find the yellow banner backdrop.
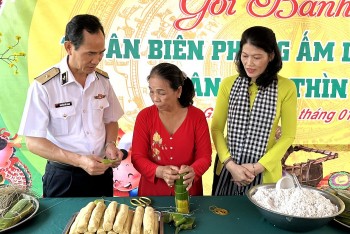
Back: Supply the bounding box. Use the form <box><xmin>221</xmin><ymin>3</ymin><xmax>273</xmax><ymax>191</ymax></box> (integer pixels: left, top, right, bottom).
<box><xmin>1</xmin><ymin>0</ymin><xmax>349</xmax><ymax>195</ymax></box>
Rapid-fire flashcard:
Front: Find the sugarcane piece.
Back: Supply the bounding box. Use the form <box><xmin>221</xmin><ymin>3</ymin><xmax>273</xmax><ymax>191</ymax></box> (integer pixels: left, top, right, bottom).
<box><xmin>174</xmin><ymin>173</ymin><xmax>190</xmax><ymax>214</ymax></box>
<box><xmin>0</xmin><ymin>198</ymin><xmax>34</xmax><ymax>230</ymax></box>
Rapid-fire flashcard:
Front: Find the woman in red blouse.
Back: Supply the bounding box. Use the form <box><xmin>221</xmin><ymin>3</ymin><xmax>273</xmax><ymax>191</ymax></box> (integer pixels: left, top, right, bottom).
<box><xmin>131</xmin><ymin>63</ymin><xmax>212</xmax><ymax>196</ymax></box>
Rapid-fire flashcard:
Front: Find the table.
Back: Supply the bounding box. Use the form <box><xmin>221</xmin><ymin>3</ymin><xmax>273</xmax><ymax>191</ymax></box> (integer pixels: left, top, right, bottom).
<box><xmin>10</xmin><ymin>195</ymin><xmax>349</xmax><ymax>234</ymax></box>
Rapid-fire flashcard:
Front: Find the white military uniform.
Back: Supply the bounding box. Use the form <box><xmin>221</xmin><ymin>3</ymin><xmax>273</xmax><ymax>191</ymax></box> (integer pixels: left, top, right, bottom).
<box><xmin>19</xmin><ymin>56</ymin><xmax>124</xmax><ymax>157</ymax></box>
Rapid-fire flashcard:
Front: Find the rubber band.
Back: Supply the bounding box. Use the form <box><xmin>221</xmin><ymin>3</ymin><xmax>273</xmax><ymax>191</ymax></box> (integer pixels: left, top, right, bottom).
<box><xmin>209</xmin><ymin>205</ymin><xmax>229</xmax><ymax>216</ymax></box>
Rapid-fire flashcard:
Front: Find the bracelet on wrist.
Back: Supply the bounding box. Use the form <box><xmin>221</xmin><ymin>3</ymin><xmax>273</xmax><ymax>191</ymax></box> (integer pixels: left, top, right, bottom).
<box><xmin>223</xmin><ymin>158</ymin><xmax>233</xmax><ymax>167</ymax></box>
<box><xmin>104</xmin><ymin>141</ymin><xmax>116</xmax><ymax>150</ymax></box>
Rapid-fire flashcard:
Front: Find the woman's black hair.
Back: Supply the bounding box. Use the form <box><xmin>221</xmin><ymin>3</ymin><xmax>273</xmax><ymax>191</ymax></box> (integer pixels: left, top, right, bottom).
<box><xmin>235</xmin><ymin>26</ymin><xmax>282</xmax><ymax>87</ymax></box>
<box><xmin>64</xmin><ymin>14</ymin><xmax>105</xmax><ymax>50</ymax></box>
<box><xmin>147</xmin><ymin>63</ymin><xmax>195</xmax><ymax>107</ymax></box>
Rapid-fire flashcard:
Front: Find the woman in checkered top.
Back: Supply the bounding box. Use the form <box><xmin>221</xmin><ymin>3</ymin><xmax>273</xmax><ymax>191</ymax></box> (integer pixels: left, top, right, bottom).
<box><xmin>211</xmin><ymin>26</ymin><xmax>297</xmax><ymax>196</ymax></box>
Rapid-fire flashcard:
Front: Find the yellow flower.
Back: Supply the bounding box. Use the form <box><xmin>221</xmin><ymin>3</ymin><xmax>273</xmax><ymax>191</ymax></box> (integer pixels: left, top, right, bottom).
<box><xmin>153</xmin><ymin>132</ymin><xmax>161</xmax><ymax>143</ymax></box>
<box><xmin>1</xmin><ymin>33</ymin><xmax>25</xmax><ymax>74</ymax></box>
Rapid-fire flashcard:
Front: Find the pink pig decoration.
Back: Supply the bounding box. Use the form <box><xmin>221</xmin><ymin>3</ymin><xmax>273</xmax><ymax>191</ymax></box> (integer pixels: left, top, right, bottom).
<box><xmin>0</xmin><ymin>128</ymin><xmax>32</xmax><ymax>189</ymax></box>
<box><xmin>113</xmin><ymin>131</ymin><xmax>141</xmax><ymax>197</ymax></box>
<box><xmin>0</xmin><ymin>128</ymin><xmax>21</xmax><ymax>167</ymax></box>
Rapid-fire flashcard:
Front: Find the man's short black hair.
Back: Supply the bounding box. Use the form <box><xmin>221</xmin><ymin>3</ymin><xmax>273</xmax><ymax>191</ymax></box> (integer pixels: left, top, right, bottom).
<box><xmin>65</xmin><ymin>14</ymin><xmax>105</xmax><ymax>50</ymax></box>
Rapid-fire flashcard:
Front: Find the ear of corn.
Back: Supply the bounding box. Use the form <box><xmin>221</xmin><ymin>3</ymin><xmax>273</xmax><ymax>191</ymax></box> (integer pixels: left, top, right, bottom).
<box><xmin>0</xmin><ymin>198</ymin><xmax>35</xmax><ymax>230</ymax></box>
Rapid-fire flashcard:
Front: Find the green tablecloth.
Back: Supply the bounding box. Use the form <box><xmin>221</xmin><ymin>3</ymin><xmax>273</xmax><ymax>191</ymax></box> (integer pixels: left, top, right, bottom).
<box><xmin>9</xmin><ymin>195</ymin><xmax>349</xmax><ymax>234</ymax></box>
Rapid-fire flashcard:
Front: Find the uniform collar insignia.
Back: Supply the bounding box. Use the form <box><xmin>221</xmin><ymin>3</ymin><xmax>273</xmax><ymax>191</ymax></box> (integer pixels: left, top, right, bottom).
<box><xmin>61</xmin><ymin>72</ymin><xmax>68</xmax><ymax>85</ymax></box>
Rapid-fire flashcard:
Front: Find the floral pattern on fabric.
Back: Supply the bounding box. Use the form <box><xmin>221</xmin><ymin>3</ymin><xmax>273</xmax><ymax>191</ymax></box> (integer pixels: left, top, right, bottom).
<box><xmin>152</xmin><ymin>132</ymin><xmax>167</xmax><ymax>161</ymax></box>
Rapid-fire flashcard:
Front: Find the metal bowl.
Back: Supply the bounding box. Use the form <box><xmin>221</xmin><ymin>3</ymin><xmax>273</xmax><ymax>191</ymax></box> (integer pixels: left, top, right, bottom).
<box><xmin>247</xmin><ymin>184</ymin><xmax>345</xmax><ymax>232</ymax></box>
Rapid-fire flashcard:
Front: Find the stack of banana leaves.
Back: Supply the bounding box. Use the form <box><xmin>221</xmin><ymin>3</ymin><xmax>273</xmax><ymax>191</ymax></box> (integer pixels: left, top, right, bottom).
<box><xmin>163</xmin><ymin>212</ymin><xmax>195</xmax><ymax>234</ymax></box>
<box><xmin>0</xmin><ymin>186</ymin><xmax>36</xmax><ymax>230</ymax></box>
<box><xmin>326</xmin><ymin>188</ymin><xmax>350</xmax><ymax>226</ymax></box>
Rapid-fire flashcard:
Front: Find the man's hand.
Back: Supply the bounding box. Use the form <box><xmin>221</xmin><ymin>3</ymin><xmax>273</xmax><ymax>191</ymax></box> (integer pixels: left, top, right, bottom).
<box><xmin>79</xmin><ymin>155</ymin><xmax>111</xmax><ymax>175</ymax></box>
<box><xmin>104</xmin><ymin>142</ymin><xmax>123</xmax><ymax>168</ymax></box>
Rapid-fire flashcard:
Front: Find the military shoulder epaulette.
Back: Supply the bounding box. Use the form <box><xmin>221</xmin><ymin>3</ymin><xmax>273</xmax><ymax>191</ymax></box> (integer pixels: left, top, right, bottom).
<box><xmin>35</xmin><ymin>67</ymin><xmax>60</xmax><ymax>85</ymax></box>
<box><xmin>95</xmin><ymin>68</ymin><xmax>109</xmax><ymax>79</ymax></box>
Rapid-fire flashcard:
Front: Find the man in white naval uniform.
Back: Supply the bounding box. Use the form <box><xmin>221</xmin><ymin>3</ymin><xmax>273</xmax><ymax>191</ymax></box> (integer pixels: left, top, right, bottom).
<box><xmin>19</xmin><ymin>14</ymin><xmax>124</xmax><ymax>197</ymax></box>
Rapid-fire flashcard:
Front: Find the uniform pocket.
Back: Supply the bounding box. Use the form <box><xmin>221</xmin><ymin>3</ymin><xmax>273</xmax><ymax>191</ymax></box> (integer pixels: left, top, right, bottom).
<box><xmin>49</xmin><ymin>106</ymin><xmax>76</xmax><ymax>135</ymax></box>
<box><xmin>91</xmin><ymin>98</ymin><xmax>110</xmax><ymax>126</ymax></box>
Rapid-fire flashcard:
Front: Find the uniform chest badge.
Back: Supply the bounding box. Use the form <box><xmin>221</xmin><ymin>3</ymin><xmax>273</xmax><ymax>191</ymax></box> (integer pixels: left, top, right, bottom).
<box><xmin>55</xmin><ymin>101</ymin><xmax>72</xmax><ymax>108</ymax></box>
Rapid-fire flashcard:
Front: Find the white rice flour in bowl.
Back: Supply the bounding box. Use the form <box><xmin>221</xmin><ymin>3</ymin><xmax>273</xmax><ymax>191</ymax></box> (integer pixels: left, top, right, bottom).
<box><xmin>247</xmin><ymin>184</ymin><xmax>345</xmax><ymax>232</ymax></box>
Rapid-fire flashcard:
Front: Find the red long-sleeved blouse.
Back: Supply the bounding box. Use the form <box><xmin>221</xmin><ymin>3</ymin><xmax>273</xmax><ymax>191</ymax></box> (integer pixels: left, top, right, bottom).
<box><xmin>131</xmin><ymin>105</ymin><xmax>212</xmax><ymax>196</ymax></box>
